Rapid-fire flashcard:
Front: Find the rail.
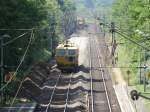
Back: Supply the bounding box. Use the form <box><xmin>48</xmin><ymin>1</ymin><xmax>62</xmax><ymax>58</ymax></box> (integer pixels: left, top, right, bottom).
<box><xmin>64</xmin><ymin>73</ymin><xmax>73</xmax><ymax>112</ymax></box>
<box><xmin>45</xmin><ymin>72</ymin><xmax>74</xmax><ymax>112</ymax></box>
<box><xmin>89</xmin><ymin>37</ymin><xmax>94</xmax><ymax>112</ymax></box>
<box><xmin>94</xmin><ymin>37</ymin><xmax>112</xmax><ymax>112</ymax></box>
<box><xmin>45</xmin><ymin>72</ymin><xmax>62</xmax><ymax>112</ymax></box>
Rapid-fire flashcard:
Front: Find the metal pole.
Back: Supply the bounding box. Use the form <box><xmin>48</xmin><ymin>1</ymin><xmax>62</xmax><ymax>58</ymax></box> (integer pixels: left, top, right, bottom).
<box><xmin>139</xmin><ymin>49</ymin><xmax>142</xmax><ymax>84</ymax></box>
<box><xmin>127</xmin><ymin>70</ymin><xmax>130</xmax><ymax>86</ymax></box>
<box><xmin>103</xmin><ymin>14</ymin><xmax>106</xmax><ymax>37</ymax></box>
<box><xmin>128</xmin><ymin>73</ymin><xmax>130</xmax><ymax>86</ymax></box>
<box><xmin>111</xmin><ymin>22</ymin><xmax>115</xmax><ymax>66</ymax></box>
<box><xmin>0</xmin><ymin>36</ymin><xmax>4</xmax><ymax>101</ymax></box>
<box><xmin>144</xmin><ymin>50</ymin><xmax>146</xmax><ymax>92</ymax></box>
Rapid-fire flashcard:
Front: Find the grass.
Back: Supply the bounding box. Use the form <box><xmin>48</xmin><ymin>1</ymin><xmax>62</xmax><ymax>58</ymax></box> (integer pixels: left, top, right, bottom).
<box><xmin>145</xmin><ymin>100</ymin><xmax>150</xmax><ymax>111</ymax></box>
<box><xmin>116</xmin><ymin>44</ymin><xmax>150</xmax><ymax>111</ymax></box>
<box><xmin>136</xmin><ymin>84</ymin><xmax>150</xmax><ymax>111</ymax></box>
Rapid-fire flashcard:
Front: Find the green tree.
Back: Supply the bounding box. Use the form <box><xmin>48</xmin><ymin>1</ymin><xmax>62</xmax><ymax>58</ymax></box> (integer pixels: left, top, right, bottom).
<box><xmin>112</xmin><ymin>0</ymin><xmax>150</xmax><ymax>83</ymax></box>
<box><xmin>0</xmin><ymin>0</ymin><xmax>77</xmax><ymax>101</ymax></box>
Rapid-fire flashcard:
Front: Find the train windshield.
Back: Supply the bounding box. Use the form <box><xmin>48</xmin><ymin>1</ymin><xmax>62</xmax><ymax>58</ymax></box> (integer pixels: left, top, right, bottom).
<box><xmin>68</xmin><ymin>50</ymin><xmax>76</xmax><ymax>55</ymax></box>
<box><xmin>56</xmin><ymin>49</ymin><xmax>66</xmax><ymax>56</ymax></box>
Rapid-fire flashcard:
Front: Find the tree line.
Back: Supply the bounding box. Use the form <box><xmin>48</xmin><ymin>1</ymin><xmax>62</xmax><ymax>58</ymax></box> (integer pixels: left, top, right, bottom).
<box><xmin>112</xmin><ymin>0</ymin><xmax>150</xmax><ymax>82</ymax></box>
<box><xmin>0</xmin><ymin>0</ymin><xmax>77</xmax><ymax>100</ymax></box>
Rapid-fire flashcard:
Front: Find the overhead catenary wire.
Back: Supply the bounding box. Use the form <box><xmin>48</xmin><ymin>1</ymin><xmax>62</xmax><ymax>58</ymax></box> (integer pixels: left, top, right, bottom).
<box><xmin>115</xmin><ymin>29</ymin><xmax>150</xmax><ymax>51</ymax></box>
<box><xmin>0</xmin><ymin>6</ymin><xmax>76</xmax><ymax>107</ymax></box>
<box><xmin>99</xmin><ymin>21</ymin><xmax>150</xmax><ymax>51</ymax></box>
<box><xmin>0</xmin><ymin>26</ymin><xmax>51</xmax><ymax>47</ymax></box>
<box><xmin>2</xmin><ymin>7</ymin><xmax>75</xmax><ymax>104</ymax></box>
<box><xmin>0</xmin><ymin>29</ymin><xmax>33</xmax><ymax>31</ymax></box>
<box><xmin>0</xmin><ymin>29</ymin><xmax>34</xmax><ymax>91</ymax></box>
<box><xmin>8</xmin><ymin>78</ymin><xmax>25</xmax><ymax>112</ymax></box>
<box><xmin>102</xmin><ymin>22</ymin><xmax>150</xmax><ymax>45</ymax></box>
<box><xmin>7</xmin><ymin>31</ymin><xmax>34</xmax><ymax>112</ymax></box>
<box><xmin>1</xmin><ymin>32</ymin><xmax>30</xmax><ymax>47</ymax></box>
<box><xmin>116</xmin><ymin>27</ymin><xmax>150</xmax><ymax>42</ymax></box>
<box><xmin>0</xmin><ymin>26</ymin><xmax>52</xmax><ymax>32</ymax></box>
<box><xmin>112</xmin><ymin>23</ymin><xmax>150</xmax><ymax>37</ymax></box>
<box><xmin>99</xmin><ymin>19</ymin><xmax>148</xmax><ymax>37</ymax></box>
<box><xmin>45</xmin><ymin>73</ymin><xmax>62</xmax><ymax>112</ymax></box>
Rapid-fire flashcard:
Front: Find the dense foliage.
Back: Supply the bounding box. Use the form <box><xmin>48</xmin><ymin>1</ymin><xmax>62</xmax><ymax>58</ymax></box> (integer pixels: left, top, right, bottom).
<box><xmin>0</xmin><ymin>0</ymin><xmax>76</xmax><ymax>70</ymax></box>
<box><xmin>74</xmin><ymin>0</ymin><xmax>114</xmax><ymax>20</ymax></box>
<box><xmin>113</xmin><ymin>1</ymin><xmax>149</xmax><ymax>31</ymax></box>
<box><xmin>112</xmin><ymin>0</ymin><xmax>150</xmax><ymax>82</ymax></box>
<box><xmin>0</xmin><ymin>0</ymin><xmax>76</xmax><ymax>98</ymax></box>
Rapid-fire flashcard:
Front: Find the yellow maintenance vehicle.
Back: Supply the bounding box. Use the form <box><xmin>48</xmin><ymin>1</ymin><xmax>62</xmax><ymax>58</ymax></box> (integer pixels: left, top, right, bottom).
<box><xmin>55</xmin><ymin>41</ymin><xmax>79</xmax><ymax>71</ymax></box>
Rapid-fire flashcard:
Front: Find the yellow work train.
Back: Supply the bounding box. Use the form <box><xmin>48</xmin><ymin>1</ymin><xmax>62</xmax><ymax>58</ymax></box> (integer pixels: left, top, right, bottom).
<box><xmin>55</xmin><ymin>41</ymin><xmax>79</xmax><ymax>71</ymax></box>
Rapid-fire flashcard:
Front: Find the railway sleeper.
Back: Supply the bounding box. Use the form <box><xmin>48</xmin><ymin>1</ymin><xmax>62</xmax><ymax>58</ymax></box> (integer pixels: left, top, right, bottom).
<box><xmin>40</xmin><ymin>103</ymin><xmax>87</xmax><ymax>112</ymax></box>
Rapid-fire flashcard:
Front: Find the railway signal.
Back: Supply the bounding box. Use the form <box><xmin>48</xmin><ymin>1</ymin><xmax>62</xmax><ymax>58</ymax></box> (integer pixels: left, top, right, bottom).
<box><xmin>130</xmin><ymin>90</ymin><xmax>139</xmax><ymax>100</ymax></box>
<box><xmin>130</xmin><ymin>90</ymin><xmax>150</xmax><ymax>101</ymax></box>
<box><xmin>127</xmin><ymin>70</ymin><xmax>131</xmax><ymax>86</ymax></box>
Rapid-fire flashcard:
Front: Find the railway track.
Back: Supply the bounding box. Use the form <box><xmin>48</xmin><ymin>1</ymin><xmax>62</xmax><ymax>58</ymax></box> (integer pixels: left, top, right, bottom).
<box><xmin>89</xmin><ymin>36</ymin><xmax>94</xmax><ymax>112</ymax></box>
<box><xmin>44</xmin><ymin>73</ymin><xmax>73</xmax><ymax>112</ymax></box>
<box><xmin>45</xmin><ymin>72</ymin><xmax>62</xmax><ymax>112</ymax></box>
<box><xmin>34</xmin><ymin>71</ymin><xmax>88</xmax><ymax>112</ymax></box>
<box><xmin>0</xmin><ymin>24</ymin><xmax>121</xmax><ymax>112</ymax></box>
<box><xmin>33</xmin><ymin>27</ymin><xmax>121</xmax><ymax>112</ymax></box>
<box><xmin>94</xmin><ymin>37</ymin><xmax>112</xmax><ymax>112</ymax></box>
<box><xmin>89</xmin><ymin>34</ymin><xmax>112</xmax><ymax>112</ymax></box>
<box><xmin>63</xmin><ymin>73</ymin><xmax>73</xmax><ymax>112</ymax></box>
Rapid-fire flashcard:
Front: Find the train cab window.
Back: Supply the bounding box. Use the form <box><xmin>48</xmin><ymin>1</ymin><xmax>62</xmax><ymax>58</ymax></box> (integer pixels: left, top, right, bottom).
<box><xmin>56</xmin><ymin>49</ymin><xmax>66</xmax><ymax>56</ymax></box>
<box><xmin>68</xmin><ymin>50</ymin><xmax>76</xmax><ymax>55</ymax></box>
